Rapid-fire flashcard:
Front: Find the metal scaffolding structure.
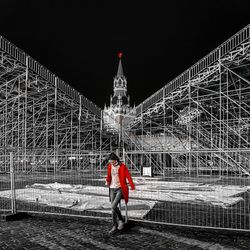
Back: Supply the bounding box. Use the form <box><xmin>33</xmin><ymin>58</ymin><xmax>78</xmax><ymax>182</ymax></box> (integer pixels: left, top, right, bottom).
<box><xmin>0</xmin><ymin>25</ymin><xmax>250</xmax><ymax>232</ymax></box>
<box><xmin>125</xmin><ymin>24</ymin><xmax>250</xmax><ymax>178</ymax></box>
<box><xmin>0</xmin><ymin>35</ymin><xmax>111</xmax><ymax>174</ymax></box>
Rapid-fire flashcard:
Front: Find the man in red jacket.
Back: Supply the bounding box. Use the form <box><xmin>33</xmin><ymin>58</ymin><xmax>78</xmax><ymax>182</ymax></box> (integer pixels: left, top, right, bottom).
<box><xmin>106</xmin><ymin>152</ymin><xmax>135</xmax><ymax>234</ymax></box>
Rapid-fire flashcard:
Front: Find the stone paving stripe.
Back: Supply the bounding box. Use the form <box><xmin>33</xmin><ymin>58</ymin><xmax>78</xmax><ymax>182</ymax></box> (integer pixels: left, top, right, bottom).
<box><xmin>55</xmin><ymin>228</ymin><xmax>123</xmax><ymax>250</ymax></box>
<box><xmin>29</xmin><ymin>234</ymin><xmax>84</xmax><ymax>250</ymax></box>
<box><xmin>138</xmin><ymin>228</ymin><xmax>239</xmax><ymax>250</ymax></box>
<box><xmin>28</xmin><ymin>236</ymin><xmax>67</xmax><ymax>250</ymax></box>
<box><xmin>27</xmin><ymin>225</ymin><xmax>119</xmax><ymax>250</ymax></box>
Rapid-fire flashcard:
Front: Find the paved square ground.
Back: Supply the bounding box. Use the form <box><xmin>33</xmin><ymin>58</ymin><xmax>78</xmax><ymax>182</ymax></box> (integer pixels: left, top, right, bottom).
<box><xmin>0</xmin><ymin>213</ymin><xmax>249</xmax><ymax>250</ymax></box>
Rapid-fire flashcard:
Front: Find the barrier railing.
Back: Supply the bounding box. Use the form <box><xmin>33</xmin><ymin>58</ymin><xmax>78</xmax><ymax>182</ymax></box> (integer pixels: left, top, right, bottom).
<box><xmin>0</xmin><ymin>152</ymin><xmax>249</xmax><ymax>231</ymax></box>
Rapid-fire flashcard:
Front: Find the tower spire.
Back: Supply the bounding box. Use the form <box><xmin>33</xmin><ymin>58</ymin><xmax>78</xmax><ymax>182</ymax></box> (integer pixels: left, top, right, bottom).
<box><xmin>117</xmin><ymin>52</ymin><xmax>123</xmax><ymax>76</ymax></box>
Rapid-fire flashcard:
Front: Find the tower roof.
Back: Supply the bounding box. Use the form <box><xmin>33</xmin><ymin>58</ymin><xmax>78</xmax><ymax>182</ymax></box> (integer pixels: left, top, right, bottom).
<box><xmin>117</xmin><ymin>52</ymin><xmax>124</xmax><ymax>76</ymax></box>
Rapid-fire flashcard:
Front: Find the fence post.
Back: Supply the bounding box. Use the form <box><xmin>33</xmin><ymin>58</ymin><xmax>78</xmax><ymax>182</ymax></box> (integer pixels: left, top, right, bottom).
<box><xmin>10</xmin><ymin>152</ymin><xmax>16</xmax><ymax>214</ymax></box>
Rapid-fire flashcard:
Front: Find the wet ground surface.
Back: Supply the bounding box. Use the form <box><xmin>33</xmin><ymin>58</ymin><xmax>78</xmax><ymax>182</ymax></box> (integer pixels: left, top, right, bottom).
<box><xmin>0</xmin><ymin>213</ymin><xmax>250</xmax><ymax>250</ymax></box>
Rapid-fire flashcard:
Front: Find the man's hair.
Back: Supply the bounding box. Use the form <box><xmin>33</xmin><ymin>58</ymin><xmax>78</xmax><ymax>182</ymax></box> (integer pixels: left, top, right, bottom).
<box><xmin>109</xmin><ymin>152</ymin><xmax>120</xmax><ymax>162</ymax></box>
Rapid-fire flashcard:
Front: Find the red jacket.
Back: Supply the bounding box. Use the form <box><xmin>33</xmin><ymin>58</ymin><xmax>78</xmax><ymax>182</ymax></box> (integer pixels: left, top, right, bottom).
<box><xmin>106</xmin><ymin>163</ymin><xmax>135</xmax><ymax>204</ymax></box>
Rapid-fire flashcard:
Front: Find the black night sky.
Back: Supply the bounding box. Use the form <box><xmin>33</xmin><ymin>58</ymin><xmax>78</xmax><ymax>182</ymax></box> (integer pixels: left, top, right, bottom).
<box><xmin>0</xmin><ymin>0</ymin><xmax>250</xmax><ymax>108</ymax></box>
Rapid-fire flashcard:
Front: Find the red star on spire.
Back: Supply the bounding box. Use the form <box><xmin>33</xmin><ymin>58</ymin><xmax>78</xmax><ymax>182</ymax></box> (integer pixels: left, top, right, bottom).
<box><xmin>118</xmin><ymin>52</ymin><xmax>123</xmax><ymax>59</ymax></box>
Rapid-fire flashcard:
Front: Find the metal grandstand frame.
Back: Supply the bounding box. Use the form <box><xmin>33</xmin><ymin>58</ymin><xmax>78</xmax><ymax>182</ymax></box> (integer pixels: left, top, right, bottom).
<box><xmin>125</xmin><ymin>24</ymin><xmax>250</xmax><ymax>178</ymax></box>
<box><xmin>0</xmin><ymin>35</ymin><xmax>113</xmax><ymax>175</ymax></box>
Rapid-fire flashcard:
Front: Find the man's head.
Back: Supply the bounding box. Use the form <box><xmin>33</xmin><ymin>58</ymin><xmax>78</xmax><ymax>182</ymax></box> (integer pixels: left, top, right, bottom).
<box><xmin>109</xmin><ymin>152</ymin><xmax>120</xmax><ymax>165</ymax></box>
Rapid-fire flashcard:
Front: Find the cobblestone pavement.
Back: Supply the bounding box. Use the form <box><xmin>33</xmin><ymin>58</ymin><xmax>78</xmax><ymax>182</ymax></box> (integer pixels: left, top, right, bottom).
<box><xmin>0</xmin><ymin>213</ymin><xmax>249</xmax><ymax>250</ymax></box>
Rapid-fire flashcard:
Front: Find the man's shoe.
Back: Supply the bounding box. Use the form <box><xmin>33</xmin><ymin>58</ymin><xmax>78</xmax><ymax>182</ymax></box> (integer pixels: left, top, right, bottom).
<box><xmin>109</xmin><ymin>226</ymin><xmax>117</xmax><ymax>234</ymax></box>
<box><xmin>117</xmin><ymin>220</ymin><xmax>124</xmax><ymax>230</ymax></box>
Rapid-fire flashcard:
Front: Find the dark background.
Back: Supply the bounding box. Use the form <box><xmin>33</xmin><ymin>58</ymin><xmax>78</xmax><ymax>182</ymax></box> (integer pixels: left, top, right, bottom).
<box><xmin>0</xmin><ymin>0</ymin><xmax>250</xmax><ymax>108</ymax></box>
